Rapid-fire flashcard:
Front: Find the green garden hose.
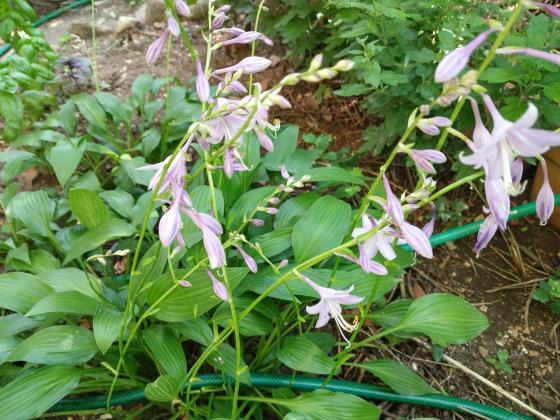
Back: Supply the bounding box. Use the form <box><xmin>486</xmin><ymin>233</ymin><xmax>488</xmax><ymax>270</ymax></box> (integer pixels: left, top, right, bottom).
<box><xmin>0</xmin><ymin>0</ymin><xmax>94</xmax><ymax>58</ymax></box>
<box><xmin>49</xmin><ymin>197</ymin><xmax>560</xmax><ymax>418</ymax></box>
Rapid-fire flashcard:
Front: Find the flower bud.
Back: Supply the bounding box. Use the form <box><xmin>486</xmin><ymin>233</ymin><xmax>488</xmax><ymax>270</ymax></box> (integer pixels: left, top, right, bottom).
<box><xmin>317</xmin><ymin>68</ymin><xmax>337</xmax><ymax>79</ymax></box>
<box><xmin>333</xmin><ymin>59</ymin><xmax>354</xmax><ymax>72</ymax></box>
<box><xmin>309</xmin><ymin>54</ymin><xmax>323</xmax><ymax>71</ymax></box>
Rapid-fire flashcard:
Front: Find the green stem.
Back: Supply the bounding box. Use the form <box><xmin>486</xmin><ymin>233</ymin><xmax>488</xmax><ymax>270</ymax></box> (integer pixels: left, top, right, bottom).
<box><xmin>90</xmin><ymin>0</ymin><xmax>99</xmax><ymax>92</ymax></box>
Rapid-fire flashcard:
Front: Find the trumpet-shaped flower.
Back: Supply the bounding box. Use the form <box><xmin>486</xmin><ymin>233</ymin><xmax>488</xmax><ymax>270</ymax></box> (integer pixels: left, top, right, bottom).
<box><xmin>236</xmin><ymin>246</ymin><xmax>257</xmax><ymax>273</ymax></box>
<box><xmin>213</xmin><ymin>57</ymin><xmax>272</xmax><ymax>75</ymax></box>
<box><xmin>417</xmin><ymin>117</ymin><xmax>452</xmax><ymax>136</ymax></box>
<box><xmin>208</xmin><ymin>271</ymin><xmax>228</xmax><ymax>301</ymax></box>
<box><xmin>496</xmin><ymin>47</ymin><xmax>560</xmax><ymax>66</ymax></box>
<box><xmin>303</xmin><ymin>275</ymin><xmax>363</xmax><ymax>346</ymax></box>
<box><xmin>196</xmin><ymin>61</ymin><xmax>210</xmax><ymax>103</ymax></box>
<box><xmin>536</xmin><ymin>159</ymin><xmax>555</xmax><ymax>225</ymax></box>
<box><xmin>409</xmin><ymin>149</ymin><xmax>447</xmax><ymax>174</ymax></box>
<box><xmin>474</xmin><ymin>212</ymin><xmax>499</xmax><ymax>254</ymax></box>
<box><xmin>146</xmin><ymin>29</ymin><xmax>170</xmax><ymax>65</ymax></box>
<box><xmin>173</xmin><ymin>0</ymin><xmax>190</xmax><ymax>17</ymax></box>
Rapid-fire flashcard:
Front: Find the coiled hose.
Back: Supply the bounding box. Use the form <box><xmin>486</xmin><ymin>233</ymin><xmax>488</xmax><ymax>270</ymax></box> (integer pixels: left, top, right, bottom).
<box><xmin>49</xmin><ymin>196</ymin><xmax>560</xmax><ymax>418</ymax></box>
<box><xmin>3</xmin><ymin>2</ymin><xmax>558</xmax><ymax>418</ymax></box>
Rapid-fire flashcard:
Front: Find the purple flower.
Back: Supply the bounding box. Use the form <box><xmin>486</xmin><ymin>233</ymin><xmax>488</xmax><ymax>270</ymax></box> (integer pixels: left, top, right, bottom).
<box><xmin>496</xmin><ymin>47</ymin><xmax>560</xmax><ymax>66</ymax></box>
<box><xmin>158</xmin><ymin>199</ymin><xmax>182</xmax><ymax>248</ymax></box>
<box><xmin>218</xmin><ymin>79</ymin><xmax>248</xmax><ymax>95</ymax></box>
<box><xmin>255</xmin><ymin>130</ymin><xmax>274</xmax><ymax>152</ymax></box>
<box><xmin>474</xmin><ymin>212</ymin><xmax>499</xmax><ymax>254</ymax></box>
<box><xmin>146</xmin><ymin>29</ymin><xmax>169</xmax><ymax>65</ymax></box>
<box><xmin>185</xmin><ymin>209</ymin><xmax>225</xmax><ymax>268</ymax></box>
<box><xmin>536</xmin><ymin>159</ymin><xmax>555</xmax><ymax>225</ymax></box>
<box><xmin>382</xmin><ymin>175</ymin><xmax>433</xmax><ymax>258</ymax></box>
<box><xmin>174</xmin><ymin>0</ymin><xmax>191</xmax><ymax>17</ymax></box>
<box><xmin>179</xmin><ymin>280</ymin><xmax>192</xmax><ymax>287</ymax></box>
<box><xmin>352</xmin><ymin>215</ymin><xmax>395</xmax><ymax>262</ymax></box>
<box><xmin>422</xmin><ymin>206</ymin><xmax>436</xmax><ymax>238</ymax></box>
<box><xmin>208</xmin><ymin>271</ymin><xmax>228</xmax><ymax>301</ymax></box>
<box><xmin>222</xmin><ymin>148</ymin><xmax>249</xmax><ymax>178</ymax></box>
<box><xmin>302</xmin><ymin>275</ymin><xmax>363</xmax><ymax>346</ymax></box>
<box><xmin>417</xmin><ymin>117</ymin><xmax>452</xmax><ymax>136</ymax></box>
<box><xmin>196</xmin><ymin>61</ymin><xmax>210</xmax><ymax>103</ymax></box>
<box><xmin>530</xmin><ymin>2</ymin><xmax>560</xmax><ymax>18</ymax></box>
<box><xmin>250</xmin><ymin>218</ymin><xmax>264</xmax><ymax>226</ymax></box>
<box><xmin>236</xmin><ymin>246</ymin><xmax>258</xmax><ymax>273</ymax></box>
<box><xmin>204</xmin><ymin>98</ymin><xmax>248</xmax><ymax>143</ymax></box>
<box><xmin>484</xmin><ymin>179</ymin><xmax>510</xmax><ymax>230</ymax></box>
<box><xmin>211</xmin><ymin>12</ymin><xmax>228</xmax><ymax>31</ymax></box>
<box><xmin>435</xmin><ymin>28</ymin><xmax>499</xmax><ymax>83</ymax></box>
<box><xmin>167</xmin><ymin>14</ymin><xmax>181</xmax><ymax>37</ymax></box>
<box><xmin>279</xmin><ymin>165</ymin><xmax>290</xmax><ymax>180</ymax></box>
<box><xmin>409</xmin><ymin>149</ymin><xmax>447</xmax><ymax>174</ymax></box>
<box><xmin>213</xmin><ymin>57</ymin><xmax>272</xmax><ymax>75</ymax></box>
<box><xmin>222</xmin><ymin>31</ymin><xmax>261</xmax><ymax>45</ymax></box>
<box><xmin>278</xmin><ymin>259</ymin><xmax>288</xmax><ymax>268</ymax></box>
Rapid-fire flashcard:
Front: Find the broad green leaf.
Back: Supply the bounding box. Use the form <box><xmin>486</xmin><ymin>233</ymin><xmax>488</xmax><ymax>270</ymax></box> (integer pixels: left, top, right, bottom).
<box><xmin>394</xmin><ymin>293</ymin><xmax>489</xmax><ymax>346</ymax></box>
<box><xmin>0</xmin><ymin>336</ymin><xmax>20</xmax><ymax>363</ymax></box>
<box><xmin>282</xmin><ymin>389</ymin><xmax>380</xmax><ymax>420</ymax></box>
<box><xmin>9</xmin><ymin>249</ymin><xmax>61</xmax><ymax>274</ymax></box>
<box><xmin>69</xmin><ymin>188</ymin><xmax>110</xmax><ymax>229</ymax></box>
<box><xmin>93</xmin><ymin>307</ymin><xmax>125</xmax><ymax>353</ymax></box>
<box><xmin>208</xmin><ymin>343</ymin><xmax>252</xmax><ymax>385</ymax></box>
<box><xmin>145</xmin><ymin>375</ymin><xmax>181</xmax><ymax>402</ymax></box>
<box><xmin>478</xmin><ymin>68</ymin><xmax>519</xmax><ymax>83</ymax></box>
<box><xmin>7</xmin><ymin>191</ymin><xmax>54</xmax><ymax>237</ymax></box>
<box><xmin>63</xmin><ymin>219</ymin><xmax>136</xmax><ymax>264</ymax></box>
<box><xmin>130</xmin><ymin>74</ymin><xmax>154</xmax><ymax>108</ymax></box>
<box><xmin>171</xmin><ymin>319</ymin><xmax>214</xmax><ymax>346</ymax></box>
<box><xmin>142</xmin><ymin>325</ymin><xmax>187</xmax><ymax>378</ymax></box>
<box><xmin>40</xmin><ymin>268</ymin><xmax>102</xmax><ymax>299</ymax></box>
<box><xmin>7</xmin><ymin>325</ymin><xmax>97</xmax><ymax>365</ymax></box>
<box><xmin>277</xmin><ymin>336</ymin><xmax>336</xmax><ymax>374</ymax></box>
<box><xmin>246</xmin><ymin>228</ymin><xmax>292</xmax><ymax>261</ymax></box>
<box><xmin>275</xmin><ymin>192</ymin><xmax>321</xmax><ymax>229</ymax></box>
<box><xmin>355</xmin><ymin>359</ymin><xmax>437</xmax><ymax>395</ymax></box>
<box><xmin>72</xmin><ymin>92</ymin><xmax>108</xmax><ymax>131</ymax></box>
<box><xmin>0</xmin><ymin>272</ymin><xmax>53</xmax><ymax>313</ymax></box>
<box><xmin>334</xmin><ymin>83</ymin><xmax>372</xmax><ymax>97</ymax></box>
<box><xmin>295</xmin><ymin>167</ymin><xmax>365</xmax><ymax>186</ymax></box>
<box><xmin>45</xmin><ymin>141</ymin><xmax>84</xmax><ymax>187</ymax></box>
<box><xmin>135</xmin><ymin>241</ymin><xmax>168</xmax><ymax>286</ymax></box>
<box><xmin>368</xmin><ymin>299</ymin><xmax>412</xmax><ymax>329</ymax></box>
<box><xmin>146</xmin><ymin>268</ymin><xmax>249</xmax><ymax>322</ymax></box>
<box><xmin>544</xmin><ymin>82</ymin><xmax>560</xmax><ymax>103</ymax></box>
<box><xmin>0</xmin><ymin>314</ymin><xmax>41</xmax><ymax>336</ymax></box>
<box><xmin>292</xmin><ymin>196</ymin><xmax>351</xmax><ymax>263</ymax></box>
<box><xmin>58</xmin><ymin>100</ymin><xmax>77</xmax><ymax>135</ymax></box>
<box><xmin>263</xmin><ymin>124</ymin><xmax>299</xmax><ymax>170</ymax></box>
<box><xmin>96</xmin><ymin>92</ymin><xmax>132</xmax><ymax>127</ymax></box>
<box><xmin>213</xmin><ymin>303</ymin><xmax>273</xmax><ymax>337</ymax></box>
<box><xmin>99</xmin><ymin>190</ymin><xmax>135</xmax><ymax>218</ymax></box>
<box><xmin>226</xmin><ymin>186</ymin><xmax>276</xmax><ymax>228</ymax></box>
<box><xmin>0</xmin><ymin>365</ymin><xmax>81</xmax><ymax>420</ymax></box>
<box><xmin>26</xmin><ymin>291</ymin><xmax>105</xmax><ymax>317</ymax></box>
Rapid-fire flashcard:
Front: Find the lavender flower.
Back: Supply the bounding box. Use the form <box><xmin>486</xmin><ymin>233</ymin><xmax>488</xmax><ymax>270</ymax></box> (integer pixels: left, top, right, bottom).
<box><xmin>179</xmin><ymin>280</ymin><xmax>192</xmax><ymax>287</ymax></box>
<box><xmin>417</xmin><ymin>117</ymin><xmax>452</xmax><ymax>136</ymax></box>
<box><xmin>146</xmin><ymin>29</ymin><xmax>169</xmax><ymax>65</ymax></box>
<box><xmin>474</xmin><ymin>212</ymin><xmax>499</xmax><ymax>254</ymax></box>
<box><xmin>496</xmin><ymin>47</ymin><xmax>560</xmax><ymax>66</ymax></box>
<box><xmin>435</xmin><ymin>28</ymin><xmax>499</xmax><ymax>83</ymax></box>
<box><xmin>222</xmin><ymin>31</ymin><xmax>261</xmax><ymax>46</ymax></box>
<box><xmin>236</xmin><ymin>246</ymin><xmax>258</xmax><ymax>273</ymax></box>
<box><xmin>186</xmin><ymin>209</ymin><xmax>225</xmax><ymax>268</ymax></box>
<box><xmin>167</xmin><ymin>14</ymin><xmax>181</xmax><ymax>37</ymax></box>
<box><xmin>536</xmin><ymin>159</ymin><xmax>555</xmax><ymax>225</ymax></box>
<box><xmin>223</xmin><ymin>148</ymin><xmax>249</xmax><ymax>178</ymax></box>
<box><xmin>196</xmin><ymin>61</ymin><xmax>210</xmax><ymax>103</ymax></box>
<box><xmin>409</xmin><ymin>149</ymin><xmax>447</xmax><ymax>174</ymax></box>
<box><xmin>279</xmin><ymin>165</ymin><xmax>290</xmax><ymax>180</ymax></box>
<box><xmin>173</xmin><ymin>0</ymin><xmax>191</xmax><ymax>17</ymax></box>
<box><xmin>213</xmin><ymin>57</ymin><xmax>272</xmax><ymax>75</ymax></box>
<box><xmin>352</xmin><ymin>215</ymin><xmax>395</xmax><ymax>262</ymax></box>
<box><xmin>251</xmin><ymin>218</ymin><xmax>264</xmax><ymax>226</ymax></box>
<box><xmin>158</xmin><ymin>199</ymin><xmax>183</xmax><ymax>248</ymax></box>
<box><xmin>208</xmin><ymin>271</ymin><xmax>228</xmax><ymax>301</ymax></box>
<box><xmin>302</xmin><ymin>275</ymin><xmax>363</xmax><ymax>346</ymax></box>
<box><xmin>204</xmin><ymin>98</ymin><xmax>248</xmax><ymax>143</ymax></box>
<box><xmin>530</xmin><ymin>1</ymin><xmax>560</xmax><ymax>18</ymax></box>
<box><xmin>278</xmin><ymin>259</ymin><xmax>289</xmax><ymax>268</ymax></box>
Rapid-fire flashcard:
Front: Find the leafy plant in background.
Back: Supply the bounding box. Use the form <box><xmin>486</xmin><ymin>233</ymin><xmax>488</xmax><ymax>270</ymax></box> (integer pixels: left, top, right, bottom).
<box><xmin>0</xmin><ymin>0</ymin><xmax>58</xmax><ymax>140</ymax></box>
<box><xmin>486</xmin><ymin>350</ymin><xmax>513</xmax><ymax>374</ymax></box>
<box><xmin>0</xmin><ymin>1</ymin><xmax>559</xmax><ymax>419</ymax></box>
<box><xmin>532</xmin><ymin>265</ymin><xmax>560</xmax><ymax>316</ymax></box>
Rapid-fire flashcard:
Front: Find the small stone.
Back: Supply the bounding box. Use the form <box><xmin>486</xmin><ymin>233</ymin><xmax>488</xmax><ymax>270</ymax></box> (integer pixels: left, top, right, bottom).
<box><xmin>115</xmin><ymin>16</ymin><xmax>140</xmax><ymax>34</ymax></box>
<box><xmin>68</xmin><ymin>20</ymin><xmax>112</xmax><ymax>39</ymax></box>
<box><xmin>478</xmin><ymin>346</ymin><xmax>489</xmax><ymax>358</ymax></box>
<box><xmin>145</xmin><ymin>0</ymin><xmax>166</xmax><ymax>26</ymax></box>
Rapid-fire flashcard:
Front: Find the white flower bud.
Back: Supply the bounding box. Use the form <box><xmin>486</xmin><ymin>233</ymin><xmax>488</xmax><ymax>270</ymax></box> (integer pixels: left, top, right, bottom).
<box><xmin>309</xmin><ymin>54</ymin><xmax>323</xmax><ymax>71</ymax></box>
<box><xmin>333</xmin><ymin>59</ymin><xmax>354</xmax><ymax>72</ymax></box>
<box><xmin>317</xmin><ymin>68</ymin><xmax>337</xmax><ymax>79</ymax></box>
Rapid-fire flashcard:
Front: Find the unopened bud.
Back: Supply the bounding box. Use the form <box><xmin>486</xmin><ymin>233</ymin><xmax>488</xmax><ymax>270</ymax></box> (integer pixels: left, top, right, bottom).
<box><xmin>309</xmin><ymin>54</ymin><xmax>323</xmax><ymax>71</ymax></box>
<box><xmin>278</xmin><ymin>259</ymin><xmax>289</xmax><ymax>268</ymax></box>
<box><xmin>333</xmin><ymin>59</ymin><xmax>354</xmax><ymax>72</ymax></box>
<box><xmin>301</xmin><ymin>73</ymin><xmax>322</xmax><ymax>83</ymax></box>
<box><xmin>317</xmin><ymin>68</ymin><xmax>337</xmax><ymax>79</ymax></box>
<box><xmin>268</xmin><ymin>197</ymin><xmax>280</xmax><ymax>204</ymax></box>
<box><xmin>281</xmin><ymin>73</ymin><xmax>300</xmax><ymax>86</ymax></box>
<box><xmin>461</xmin><ymin>70</ymin><xmax>478</xmax><ymax>88</ymax></box>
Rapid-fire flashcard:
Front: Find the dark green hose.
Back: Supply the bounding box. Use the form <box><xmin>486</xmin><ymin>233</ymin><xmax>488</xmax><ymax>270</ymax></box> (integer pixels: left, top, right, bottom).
<box><xmin>50</xmin><ymin>373</ymin><xmax>531</xmax><ymax>420</ymax></box>
<box><xmin>0</xmin><ymin>0</ymin><xmax>94</xmax><ymax>58</ymax></box>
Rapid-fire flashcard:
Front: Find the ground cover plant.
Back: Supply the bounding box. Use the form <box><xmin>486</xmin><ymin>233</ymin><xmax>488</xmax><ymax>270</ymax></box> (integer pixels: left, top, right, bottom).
<box><xmin>0</xmin><ymin>0</ymin><xmax>559</xmax><ymax>419</ymax></box>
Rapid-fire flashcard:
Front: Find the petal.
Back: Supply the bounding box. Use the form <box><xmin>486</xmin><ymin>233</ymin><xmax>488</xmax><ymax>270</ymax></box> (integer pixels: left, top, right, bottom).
<box><xmin>401</xmin><ymin>222</ymin><xmax>433</xmax><ymax>258</ymax></box>
<box><xmin>377</xmin><ymin>235</ymin><xmax>396</xmax><ymax>261</ymax></box>
<box><xmin>366</xmin><ymin>260</ymin><xmax>389</xmax><ymax>275</ymax></box>
<box><xmin>337</xmin><ymin>294</ymin><xmax>364</xmax><ymax>305</ymax></box>
<box><xmin>474</xmin><ymin>214</ymin><xmax>499</xmax><ymax>253</ymax></box>
<box><xmin>507</xmin><ymin>129</ymin><xmax>550</xmax><ymax>157</ymax></box>
<box><xmin>485</xmin><ymin>179</ymin><xmax>510</xmax><ymax>230</ymax></box>
<box><xmin>514</xmin><ymin>103</ymin><xmax>538</xmax><ymax>128</ymax></box>
<box><xmin>383</xmin><ymin>175</ymin><xmax>404</xmax><ymax>226</ymax></box>
<box><xmin>306</xmin><ymin>301</ymin><xmax>325</xmax><ymax>315</ymax></box>
<box><xmin>203</xmin><ymin>231</ymin><xmax>226</xmax><ymax>269</ymax></box>
<box><xmin>537</xmin><ymin>160</ymin><xmax>555</xmax><ymax>225</ymax></box>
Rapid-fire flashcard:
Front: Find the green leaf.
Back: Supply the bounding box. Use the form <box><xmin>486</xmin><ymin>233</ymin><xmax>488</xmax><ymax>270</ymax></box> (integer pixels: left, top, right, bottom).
<box><xmin>9</xmin><ymin>249</ymin><xmax>61</xmax><ymax>274</ymax></box>
<box><xmin>394</xmin><ymin>293</ymin><xmax>489</xmax><ymax>346</ymax></box>
<box><xmin>26</xmin><ymin>291</ymin><xmax>105</xmax><ymax>317</ymax></box>
<box><xmin>275</xmin><ymin>192</ymin><xmax>321</xmax><ymax>229</ymax></box>
<box><xmin>93</xmin><ymin>307</ymin><xmax>124</xmax><ymax>353</ymax></box>
<box><xmin>478</xmin><ymin>67</ymin><xmax>519</xmax><ymax>83</ymax></box>
<box><xmin>544</xmin><ymin>82</ymin><xmax>560</xmax><ymax>103</ymax></box>
<box><xmin>7</xmin><ymin>191</ymin><xmax>54</xmax><ymax>237</ymax></box>
<box><xmin>145</xmin><ymin>375</ymin><xmax>181</xmax><ymax>402</ymax></box>
<box><xmin>292</xmin><ymin>196</ymin><xmax>351</xmax><ymax>263</ymax></box>
<box><xmin>277</xmin><ymin>336</ymin><xmax>336</xmax><ymax>374</ymax></box>
<box><xmin>295</xmin><ymin>167</ymin><xmax>365</xmax><ymax>186</ymax></box>
<box><xmin>0</xmin><ymin>314</ymin><xmax>41</xmax><ymax>336</ymax></box>
<box><xmin>263</xmin><ymin>124</ymin><xmax>299</xmax><ymax>170</ymax></box>
<box><xmin>99</xmin><ymin>190</ymin><xmax>135</xmax><ymax>218</ymax></box>
<box><xmin>72</xmin><ymin>92</ymin><xmax>108</xmax><ymax>130</ymax></box>
<box><xmin>282</xmin><ymin>389</ymin><xmax>380</xmax><ymax>420</ymax></box>
<box><xmin>0</xmin><ymin>365</ymin><xmax>81</xmax><ymax>420</ymax></box>
<box><xmin>226</xmin><ymin>186</ymin><xmax>276</xmax><ymax>228</ymax></box>
<box><xmin>208</xmin><ymin>343</ymin><xmax>252</xmax><ymax>385</ymax></box>
<box><xmin>146</xmin><ymin>268</ymin><xmax>249</xmax><ymax>322</ymax></box>
<box><xmin>355</xmin><ymin>359</ymin><xmax>437</xmax><ymax>395</ymax></box>
<box><xmin>0</xmin><ymin>272</ymin><xmax>53</xmax><ymax>313</ymax></box>
<box><xmin>130</xmin><ymin>74</ymin><xmax>154</xmax><ymax>108</ymax></box>
<box><xmin>7</xmin><ymin>325</ymin><xmax>97</xmax><ymax>365</ymax></box>
<box><xmin>171</xmin><ymin>319</ymin><xmax>214</xmax><ymax>346</ymax></box>
<box><xmin>40</xmin><ymin>268</ymin><xmax>103</xmax><ymax>299</ymax></box>
<box><xmin>69</xmin><ymin>188</ymin><xmax>110</xmax><ymax>229</ymax></box>
<box><xmin>334</xmin><ymin>83</ymin><xmax>372</xmax><ymax>97</ymax></box>
<box><xmin>45</xmin><ymin>141</ymin><xmax>84</xmax><ymax>187</ymax></box>
<box><xmin>63</xmin><ymin>219</ymin><xmax>136</xmax><ymax>264</ymax></box>
<box><xmin>142</xmin><ymin>325</ymin><xmax>187</xmax><ymax>378</ymax></box>
<box><xmin>58</xmin><ymin>100</ymin><xmax>77</xmax><ymax>135</ymax></box>
<box><xmin>96</xmin><ymin>92</ymin><xmax>132</xmax><ymax>127</ymax></box>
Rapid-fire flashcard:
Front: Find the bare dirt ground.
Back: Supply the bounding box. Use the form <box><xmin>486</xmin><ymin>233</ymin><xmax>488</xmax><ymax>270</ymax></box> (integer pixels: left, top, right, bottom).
<box><xmin>37</xmin><ymin>1</ymin><xmax>560</xmax><ymax>418</ymax></box>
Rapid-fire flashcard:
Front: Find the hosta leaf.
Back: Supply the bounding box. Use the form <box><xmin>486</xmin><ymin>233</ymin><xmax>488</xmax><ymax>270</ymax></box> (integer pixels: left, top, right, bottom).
<box><xmin>0</xmin><ymin>272</ymin><xmax>53</xmax><ymax>313</ymax></box>
<box><xmin>146</xmin><ymin>268</ymin><xmax>249</xmax><ymax>322</ymax></box>
<box><xmin>93</xmin><ymin>307</ymin><xmax>125</xmax><ymax>353</ymax></box>
<box><xmin>63</xmin><ymin>219</ymin><xmax>136</xmax><ymax>264</ymax></box>
<box><xmin>208</xmin><ymin>343</ymin><xmax>252</xmax><ymax>385</ymax></box>
<box><xmin>6</xmin><ymin>191</ymin><xmax>55</xmax><ymax>237</ymax></box>
<box><xmin>40</xmin><ymin>268</ymin><xmax>103</xmax><ymax>299</ymax></box>
<box><xmin>0</xmin><ymin>314</ymin><xmax>41</xmax><ymax>336</ymax></box>
<box><xmin>295</xmin><ymin>167</ymin><xmax>365</xmax><ymax>186</ymax></box>
<box><xmin>292</xmin><ymin>195</ymin><xmax>351</xmax><ymax>263</ymax></box>
<box><xmin>394</xmin><ymin>293</ymin><xmax>489</xmax><ymax>346</ymax></box>
<box><xmin>145</xmin><ymin>375</ymin><xmax>181</xmax><ymax>402</ymax></box>
<box><xmin>282</xmin><ymin>389</ymin><xmax>380</xmax><ymax>420</ymax></box>
<box><xmin>277</xmin><ymin>336</ymin><xmax>336</xmax><ymax>375</ymax></box>
<box><xmin>72</xmin><ymin>92</ymin><xmax>108</xmax><ymax>130</ymax></box>
<box><xmin>7</xmin><ymin>325</ymin><xmax>97</xmax><ymax>365</ymax></box>
<box><xmin>45</xmin><ymin>141</ymin><xmax>84</xmax><ymax>187</ymax></box>
<box><xmin>0</xmin><ymin>365</ymin><xmax>81</xmax><ymax>420</ymax></box>
<box><xmin>226</xmin><ymin>186</ymin><xmax>276</xmax><ymax>228</ymax></box>
<box><xmin>142</xmin><ymin>325</ymin><xmax>187</xmax><ymax>378</ymax></box>
<box><xmin>275</xmin><ymin>192</ymin><xmax>321</xmax><ymax>229</ymax></box>
<box><xmin>355</xmin><ymin>359</ymin><xmax>437</xmax><ymax>395</ymax></box>
<box><xmin>26</xmin><ymin>291</ymin><xmax>105</xmax><ymax>317</ymax></box>
<box><xmin>69</xmin><ymin>188</ymin><xmax>110</xmax><ymax>229</ymax></box>
<box><xmin>99</xmin><ymin>190</ymin><xmax>135</xmax><ymax>218</ymax></box>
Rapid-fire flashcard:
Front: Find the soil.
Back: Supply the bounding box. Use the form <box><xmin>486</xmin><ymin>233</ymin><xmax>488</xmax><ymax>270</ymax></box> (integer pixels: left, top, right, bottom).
<box><xmin>33</xmin><ymin>0</ymin><xmax>560</xmax><ymax>418</ymax></box>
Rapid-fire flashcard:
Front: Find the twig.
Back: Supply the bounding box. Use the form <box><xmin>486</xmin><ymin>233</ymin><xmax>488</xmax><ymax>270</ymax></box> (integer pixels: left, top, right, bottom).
<box><xmin>523</xmin><ymin>285</ymin><xmax>536</xmax><ymax>333</ymax></box>
<box><xmin>486</xmin><ymin>277</ymin><xmax>547</xmax><ymax>293</ymax></box>
<box><xmin>413</xmin><ymin>339</ymin><xmax>552</xmax><ymax>420</ymax></box>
